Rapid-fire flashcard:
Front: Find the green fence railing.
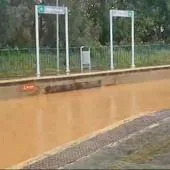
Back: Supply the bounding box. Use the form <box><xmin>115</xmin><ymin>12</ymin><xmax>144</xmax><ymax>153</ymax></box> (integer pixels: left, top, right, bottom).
<box><xmin>0</xmin><ymin>44</ymin><xmax>170</xmax><ymax>79</ymax></box>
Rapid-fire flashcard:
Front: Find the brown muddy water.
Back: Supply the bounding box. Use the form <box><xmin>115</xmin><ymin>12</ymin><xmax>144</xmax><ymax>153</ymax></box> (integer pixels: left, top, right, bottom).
<box><xmin>1</xmin><ymin>79</ymin><xmax>170</xmax><ymax>168</ymax></box>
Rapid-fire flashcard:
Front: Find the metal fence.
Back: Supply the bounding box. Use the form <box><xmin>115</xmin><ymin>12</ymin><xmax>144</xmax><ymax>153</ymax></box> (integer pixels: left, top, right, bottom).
<box><xmin>0</xmin><ymin>44</ymin><xmax>170</xmax><ymax>79</ymax></box>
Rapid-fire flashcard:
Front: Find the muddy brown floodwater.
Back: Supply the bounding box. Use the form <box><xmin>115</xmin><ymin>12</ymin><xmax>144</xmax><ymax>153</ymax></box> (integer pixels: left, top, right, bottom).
<box><xmin>1</xmin><ymin>79</ymin><xmax>170</xmax><ymax>168</ymax></box>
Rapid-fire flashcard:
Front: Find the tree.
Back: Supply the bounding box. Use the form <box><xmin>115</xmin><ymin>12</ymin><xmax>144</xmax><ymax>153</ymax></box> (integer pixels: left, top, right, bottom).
<box><xmin>1</xmin><ymin>0</ymin><xmax>170</xmax><ymax>48</ymax></box>
<box><xmin>0</xmin><ymin>0</ymin><xmax>9</xmax><ymax>47</ymax></box>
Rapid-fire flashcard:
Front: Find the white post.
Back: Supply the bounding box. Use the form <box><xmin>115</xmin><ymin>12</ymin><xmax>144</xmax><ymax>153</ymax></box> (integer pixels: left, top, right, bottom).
<box><xmin>89</xmin><ymin>48</ymin><xmax>91</xmax><ymax>71</ymax></box>
<box><xmin>80</xmin><ymin>46</ymin><xmax>83</xmax><ymax>73</ymax></box>
<box><xmin>35</xmin><ymin>5</ymin><xmax>40</xmax><ymax>78</ymax></box>
<box><xmin>65</xmin><ymin>7</ymin><xmax>70</xmax><ymax>74</ymax></box>
<box><xmin>131</xmin><ymin>11</ymin><xmax>135</xmax><ymax>68</ymax></box>
<box><xmin>110</xmin><ymin>10</ymin><xmax>114</xmax><ymax>70</ymax></box>
<box><xmin>56</xmin><ymin>0</ymin><xmax>60</xmax><ymax>73</ymax></box>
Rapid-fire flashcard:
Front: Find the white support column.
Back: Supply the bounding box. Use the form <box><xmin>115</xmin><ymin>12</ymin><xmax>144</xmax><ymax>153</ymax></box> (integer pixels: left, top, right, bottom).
<box><xmin>89</xmin><ymin>48</ymin><xmax>91</xmax><ymax>71</ymax></box>
<box><xmin>109</xmin><ymin>10</ymin><xmax>135</xmax><ymax>70</ymax></box>
<box><xmin>80</xmin><ymin>46</ymin><xmax>83</xmax><ymax>73</ymax></box>
<box><xmin>35</xmin><ymin>5</ymin><xmax>40</xmax><ymax>78</ymax></box>
<box><xmin>110</xmin><ymin>10</ymin><xmax>114</xmax><ymax>70</ymax></box>
<box><xmin>56</xmin><ymin>0</ymin><xmax>60</xmax><ymax>73</ymax></box>
<box><xmin>131</xmin><ymin>11</ymin><xmax>135</xmax><ymax>68</ymax></box>
<box><xmin>35</xmin><ymin>5</ymin><xmax>69</xmax><ymax>76</ymax></box>
<box><xmin>65</xmin><ymin>7</ymin><xmax>70</xmax><ymax>74</ymax></box>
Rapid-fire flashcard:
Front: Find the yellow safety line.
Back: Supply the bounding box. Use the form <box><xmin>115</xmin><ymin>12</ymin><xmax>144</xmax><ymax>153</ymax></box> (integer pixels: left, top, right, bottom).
<box><xmin>1</xmin><ymin>65</ymin><xmax>170</xmax><ymax>85</ymax></box>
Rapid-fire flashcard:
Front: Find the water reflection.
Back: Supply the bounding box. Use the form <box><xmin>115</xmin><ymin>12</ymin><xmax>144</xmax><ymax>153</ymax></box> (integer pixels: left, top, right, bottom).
<box><xmin>1</xmin><ymin>79</ymin><xmax>170</xmax><ymax>168</ymax></box>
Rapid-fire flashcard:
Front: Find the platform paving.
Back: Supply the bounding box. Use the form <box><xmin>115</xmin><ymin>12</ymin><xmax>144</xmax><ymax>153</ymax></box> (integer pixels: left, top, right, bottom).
<box><xmin>23</xmin><ymin>110</ymin><xmax>170</xmax><ymax>169</ymax></box>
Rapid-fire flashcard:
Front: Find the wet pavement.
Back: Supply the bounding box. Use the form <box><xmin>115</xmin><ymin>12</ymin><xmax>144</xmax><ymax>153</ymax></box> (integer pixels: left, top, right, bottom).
<box><xmin>1</xmin><ymin>79</ymin><xmax>170</xmax><ymax>168</ymax></box>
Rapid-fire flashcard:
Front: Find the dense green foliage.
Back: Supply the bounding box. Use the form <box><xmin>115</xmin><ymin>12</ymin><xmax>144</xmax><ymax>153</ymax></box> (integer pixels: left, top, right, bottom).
<box><xmin>1</xmin><ymin>0</ymin><xmax>170</xmax><ymax>48</ymax></box>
